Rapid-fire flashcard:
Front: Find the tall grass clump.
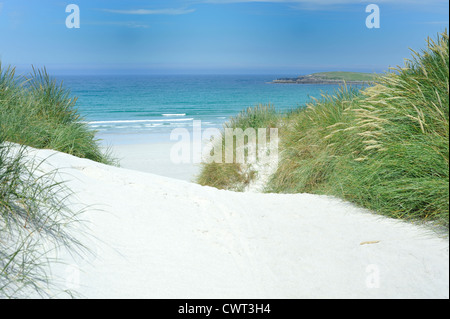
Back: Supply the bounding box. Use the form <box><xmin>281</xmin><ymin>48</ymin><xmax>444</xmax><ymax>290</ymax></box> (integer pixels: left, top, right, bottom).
<box><xmin>269</xmin><ymin>30</ymin><xmax>449</xmax><ymax>226</ymax></box>
<box><xmin>1</xmin><ymin>63</ymin><xmax>93</xmax><ymax>298</ymax></box>
<box><xmin>0</xmin><ymin>136</ymin><xmax>84</xmax><ymax>298</ymax></box>
<box><xmin>197</xmin><ymin>104</ymin><xmax>280</xmax><ymax>191</ymax></box>
<box><xmin>0</xmin><ymin>64</ymin><xmax>113</xmax><ymax>164</ymax></box>
<box><xmin>268</xmin><ymin>86</ymin><xmax>364</xmax><ymax>193</ymax></box>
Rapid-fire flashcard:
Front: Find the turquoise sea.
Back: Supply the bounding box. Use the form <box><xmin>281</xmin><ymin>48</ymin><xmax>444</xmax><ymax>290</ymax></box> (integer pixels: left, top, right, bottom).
<box><xmin>57</xmin><ymin>75</ymin><xmax>351</xmax><ymax>144</ymax></box>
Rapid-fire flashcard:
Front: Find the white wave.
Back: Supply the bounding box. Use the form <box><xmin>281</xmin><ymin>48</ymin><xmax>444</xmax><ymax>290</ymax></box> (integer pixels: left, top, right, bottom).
<box><xmin>162</xmin><ymin>113</ymin><xmax>186</xmax><ymax>117</ymax></box>
<box><xmin>88</xmin><ymin>118</ymin><xmax>194</xmax><ymax>125</ymax></box>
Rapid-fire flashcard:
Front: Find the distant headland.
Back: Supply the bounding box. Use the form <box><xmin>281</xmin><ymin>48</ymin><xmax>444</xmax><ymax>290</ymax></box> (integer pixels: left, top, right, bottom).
<box><xmin>272</xmin><ymin>71</ymin><xmax>377</xmax><ymax>84</ymax></box>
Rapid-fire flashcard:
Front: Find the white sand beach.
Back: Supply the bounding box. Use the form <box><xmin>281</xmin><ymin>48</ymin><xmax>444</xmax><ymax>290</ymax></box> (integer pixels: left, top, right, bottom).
<box><xmin>108</xmin><ymin>142</ymin><xmax>201</xmax><ymax>182</ymax></box>
<box><xmin>26</xmin><ymin>146</ymin><xmax>449</xmax><ymax>299</ymax></box>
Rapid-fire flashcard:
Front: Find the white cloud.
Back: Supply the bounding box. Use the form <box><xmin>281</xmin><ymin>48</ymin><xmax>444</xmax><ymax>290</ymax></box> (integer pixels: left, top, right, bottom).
<box><xmin>101</xmin><ymin>0</ymin><xmax>447</xmax><ymax>17</ymax></box>
<box><xmin>103</xmin><ymin>8</ymin><xmax>195</xmax><ymax>15</ymax></box>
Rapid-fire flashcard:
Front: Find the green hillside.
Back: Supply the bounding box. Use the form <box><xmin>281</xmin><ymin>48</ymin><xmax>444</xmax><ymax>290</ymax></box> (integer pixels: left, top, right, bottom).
<box><xmin>310</xmin><ymin>71</ymin><xmax>378</xmax><ymax>81</ymax></box>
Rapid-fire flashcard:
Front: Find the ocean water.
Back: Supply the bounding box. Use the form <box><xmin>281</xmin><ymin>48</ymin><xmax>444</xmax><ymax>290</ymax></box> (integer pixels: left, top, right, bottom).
<box><xmin>57</xmin><ymin>75</ymin><xmax>348</xmax><ymax>143</ymax></box>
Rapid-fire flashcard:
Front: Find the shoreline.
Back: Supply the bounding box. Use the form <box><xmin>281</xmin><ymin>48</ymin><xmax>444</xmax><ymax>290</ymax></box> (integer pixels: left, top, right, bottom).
<box><xmin>98</xmin><ymin>130</ymin><xmax>220</xmax><ymax>182</ymax></box>
<box><xmin>106</xmin><ymin>142</ymin><xmax>201</xmax><ymax>182</ymax></box>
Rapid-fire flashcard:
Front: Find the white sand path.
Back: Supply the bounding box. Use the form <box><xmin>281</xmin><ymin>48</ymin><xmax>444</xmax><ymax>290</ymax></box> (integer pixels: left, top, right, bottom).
<box><xmin>29</xmin><ymin>148</ymin><xmax>449</xmax><ymax>299</ymax></box>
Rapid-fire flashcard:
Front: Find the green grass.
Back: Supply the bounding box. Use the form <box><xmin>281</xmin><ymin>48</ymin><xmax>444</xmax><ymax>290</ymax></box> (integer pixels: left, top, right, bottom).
<box><xmin>0</xmin><ymin>65</ymin><xmax>114</xmax><ymax>164</ymax></box>
<box><xmin>269</xmin><ymin>30</ymin><xmax>449</xmax><ymax>226</ymax></box>
<box><xmin>198</xmin><ymin>30</ymin><xmax>449</xmax><ymax>227</ymax></box>
<box><xmin>309</xmin><ymin>71</ymin><xmax>377</xmax><ymax>82</ymax></box>
<box><xmin>0</xmin><ymin>63</ymin><xmax>99</xmax><ymax>298</ymax></box>
<box><xmin>197</xmin><ymin>104</ymin><xmax>280</xmax><ymax>191</ymax></box>
<box><xmin>0</xmin><ymin>138</ymin><xmax>85</xmax><ymax>298</ymax></box>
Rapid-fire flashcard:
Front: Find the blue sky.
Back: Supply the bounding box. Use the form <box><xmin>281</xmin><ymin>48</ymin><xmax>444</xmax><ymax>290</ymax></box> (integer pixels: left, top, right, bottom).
<box><xmin>0</xmin><ymin>0</ymin><xmax>448</xmax><ymax>74</ymax></box>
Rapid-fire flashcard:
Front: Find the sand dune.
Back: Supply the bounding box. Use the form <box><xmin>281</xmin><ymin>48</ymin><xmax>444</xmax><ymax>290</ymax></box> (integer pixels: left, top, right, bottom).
<box><xmin>28</xmin><ymin>147</ymin><xmax>449</xmax><ymax>299</ymax></box>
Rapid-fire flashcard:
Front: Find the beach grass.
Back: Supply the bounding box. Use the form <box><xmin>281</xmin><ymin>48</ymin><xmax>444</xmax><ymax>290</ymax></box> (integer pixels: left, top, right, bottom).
<box><xmin>0</xmin><ymin>64</ymin><xmax>114</xmax><ymax>164</ymax></box>
<box><xmin>199</xmin><ymin>30</ymin><xmax>449</xmax><ymax>226</ymax></box>
<box><xmin>197</xmin><ymin>104</ymin><xmax>280</xmax><ymax>191</ymax></box>
<box><xmin>271</xmin><ymin>30</ymin><xmax>449</xmax><ymax>226</ymax></box>
<box><xmin>0</xmin><ymin>139</ymin><xmax>86</xmax><ymax>298</ymax></box>
<box><xmin>0</xmin><ymin>64</ymin><xmax>99</xmax><ymax>298</ymax></box>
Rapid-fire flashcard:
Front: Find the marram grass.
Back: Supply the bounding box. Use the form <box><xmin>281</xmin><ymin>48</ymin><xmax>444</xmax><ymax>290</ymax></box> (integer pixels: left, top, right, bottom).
<box><xmin>0</xmin><ymin>64</ymin><xmax>113</xmax><ymax>164</ymax></box>
<box><xmin>0</xmin><ymin>139</ymin><xmax>86</xmax><ymax>298</ymax></box>
<box><xmin>0</xmin><ymin>64</ymin><xmax>99</xmax><ymax>298</ymax></box>
<box><xmin>269</xmin><ymin>30</ymin><xmax>449</xmax><ymax>226</ymax></box>
<box><xmin>196</xmin><ymin>104</ymin><xmax>280</xmax><ymax>191</ymax></box>
<box><xmin>199</xmin><ymin>30</ymin><xmax>449</xmax><ymax>227</ymax></box>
